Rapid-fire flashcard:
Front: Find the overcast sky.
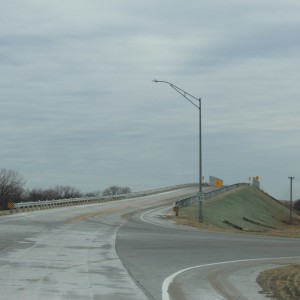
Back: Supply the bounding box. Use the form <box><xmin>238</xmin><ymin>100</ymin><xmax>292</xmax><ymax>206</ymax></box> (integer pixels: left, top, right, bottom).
<box><xmin>1</xmin><ymin>0</ymin><xmax>299</xmax><ymax>199</ymax></box>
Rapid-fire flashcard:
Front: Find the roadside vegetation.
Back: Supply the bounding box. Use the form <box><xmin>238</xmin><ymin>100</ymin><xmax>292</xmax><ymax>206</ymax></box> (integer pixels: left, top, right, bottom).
<box><xmin>257</xmin><ymin>264</ymin><xmax>300</xmax><ymax>300</ymax></box>
<box><xmin>0</xmin><ymin>168</ymin><xmax>131</xmax><ymax>210</ymax></box>
<box><xmin>171</xmin><ymin>186</ymin><xmax>300</xmax><ymax>237</ymax></box>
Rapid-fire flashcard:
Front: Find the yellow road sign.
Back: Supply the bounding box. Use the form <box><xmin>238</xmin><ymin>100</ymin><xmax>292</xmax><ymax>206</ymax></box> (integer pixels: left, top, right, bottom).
<box><xmin>216</xmin><ymin>180</ymin><xmax>223</xmax><ymax>188</ymax></box>
<box><xmin>7</xmin><ymin>201</ymin><xmax>15</xmax><ymax>209</ymax></box>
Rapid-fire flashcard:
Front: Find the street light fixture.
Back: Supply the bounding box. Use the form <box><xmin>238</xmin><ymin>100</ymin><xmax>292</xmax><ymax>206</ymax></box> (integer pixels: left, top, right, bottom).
<box><xmin>153</xmin><ymin>79</ymin><xmax>204</xmax><ymax>223</ymax></box>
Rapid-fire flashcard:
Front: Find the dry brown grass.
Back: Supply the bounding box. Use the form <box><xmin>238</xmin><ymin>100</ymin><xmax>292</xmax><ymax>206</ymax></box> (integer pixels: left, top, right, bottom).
<box><xmin>257</xmin><ymin>265</ymin><xmax>300</xmax><ymax>300</ymax></box>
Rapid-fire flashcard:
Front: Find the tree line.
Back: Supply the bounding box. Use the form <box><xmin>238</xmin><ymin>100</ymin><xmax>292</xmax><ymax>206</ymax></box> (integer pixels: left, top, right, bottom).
<box><xmin>0</xmin><ymin>168</ymin><xmax>131</xmax><ymax>209</ymax></box>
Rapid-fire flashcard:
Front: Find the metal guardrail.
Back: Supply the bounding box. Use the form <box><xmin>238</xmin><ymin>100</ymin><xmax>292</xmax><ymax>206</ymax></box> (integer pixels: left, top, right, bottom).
<box><xmin>14</xmin><ymin>195</ymin><xmax>123</xmax><ymax>212</ymax></box>
<box><xmin>13</xmin><ymin>183</ymin><xmax>198</xmax><ymax>213</ymax></box>
<box><xmin>173</xmin><ymin>183</ymin><xmax>250</xmax><ymax>208</ymax></box>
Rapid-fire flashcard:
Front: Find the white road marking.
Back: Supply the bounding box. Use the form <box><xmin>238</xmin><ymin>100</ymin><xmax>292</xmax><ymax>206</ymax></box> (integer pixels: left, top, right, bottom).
<box><xmin>140</xmin><ymin>207</ymin><xmax>172</xmax><ymax>228</ymax></box>
<box><xmin>162</xmin><ymin>256</ymin><xmax>300</xmax><ymax>300</ymax></box>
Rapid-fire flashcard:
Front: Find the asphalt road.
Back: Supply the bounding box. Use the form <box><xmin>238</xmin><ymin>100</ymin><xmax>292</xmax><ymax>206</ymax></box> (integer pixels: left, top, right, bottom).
<box><xmin>0</xmin><ymin>187</ymin><xmax>197</xmax><ymax>300</ymax></box>
<box><xmin>116</xmin><ymin>206</ymin><xmax>300</xmax><ymax>300</ymax></box>
<box><xmin>1</xmin><ymin>187</ymin><xmax>299</xmax><ymax>300</ymax></box>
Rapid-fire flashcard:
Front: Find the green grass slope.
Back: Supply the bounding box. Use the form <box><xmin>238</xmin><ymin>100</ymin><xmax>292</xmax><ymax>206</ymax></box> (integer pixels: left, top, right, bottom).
<box><xmin>181</xmin><ymin>186</ymin><xmax>299</xmax><ymax>232</ymax></box>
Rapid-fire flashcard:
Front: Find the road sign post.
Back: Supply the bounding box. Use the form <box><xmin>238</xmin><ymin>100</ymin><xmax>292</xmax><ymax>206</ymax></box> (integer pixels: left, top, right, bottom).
<box><xmin>198</xmin><ymin>192</ymin><xmax>204</xmax><ymax>223</ymax></box>
<box><xmin>173</xmin><ymin>205</ymin><xmax>180</xmax><ymax>216</ymax></box>
<box><xmin>198</xmin><ymin>192</ymin><xmax>204</xmax><ymax>202</ymax></box>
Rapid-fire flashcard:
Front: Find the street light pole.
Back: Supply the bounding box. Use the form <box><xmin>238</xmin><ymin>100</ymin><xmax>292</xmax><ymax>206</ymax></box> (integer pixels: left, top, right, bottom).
<box><xmin>153</xmin><ymin>79</ymin><xmax>203</xmax><ymax>223</ymax></box>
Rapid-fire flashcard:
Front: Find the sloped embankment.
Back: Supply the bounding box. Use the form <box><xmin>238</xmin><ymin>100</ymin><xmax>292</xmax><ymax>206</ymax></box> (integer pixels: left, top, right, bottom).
<box><xmin>181</xmin><ymin>186</ymin><xmax>299</xmax><ymax>232</ymax></box>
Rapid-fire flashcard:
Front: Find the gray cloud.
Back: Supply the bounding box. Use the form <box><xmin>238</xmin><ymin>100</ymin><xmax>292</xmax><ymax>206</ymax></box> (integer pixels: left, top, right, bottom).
<box><xmin>0</xmin><ymin>0</ymin><xmax>299</xmax><ymax>199</ymax></box>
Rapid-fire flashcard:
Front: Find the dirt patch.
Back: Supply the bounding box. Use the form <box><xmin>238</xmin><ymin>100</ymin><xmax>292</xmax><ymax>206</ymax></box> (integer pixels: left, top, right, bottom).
<box><xmin>257</xmin><ymin>264</ymin><xmax>300</xmax><ymax>300</ymax></box>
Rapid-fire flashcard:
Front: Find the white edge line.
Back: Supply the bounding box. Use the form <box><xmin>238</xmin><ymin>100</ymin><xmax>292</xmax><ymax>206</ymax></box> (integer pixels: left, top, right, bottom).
<box><xmin>140</xmin><ymin>207</ymin><xmax>172</xmax><ymax>228</ymax></box>
<box><xmin>162</xmin><ymin>255</ymin><xmax>300</xmax><ymax>300</ymax></box>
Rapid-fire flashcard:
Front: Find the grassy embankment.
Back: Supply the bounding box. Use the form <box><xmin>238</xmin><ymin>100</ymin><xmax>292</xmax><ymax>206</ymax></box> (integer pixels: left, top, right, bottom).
<box><xmin>173</xmin><ymin>186</ymin><xmax>300</xmax><ymax>236</ymax></box>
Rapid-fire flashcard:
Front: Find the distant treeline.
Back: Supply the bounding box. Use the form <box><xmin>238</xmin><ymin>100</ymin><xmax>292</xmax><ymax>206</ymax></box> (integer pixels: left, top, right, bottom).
<box><xmin>23</xmin><ymin>185</ymin><xmax>131</xmax><ymax>202</ymax></box>
<box><xmin>0</xmin><ymin>168</ymin><xmax>131</xmax><ymax>209</ymax></box>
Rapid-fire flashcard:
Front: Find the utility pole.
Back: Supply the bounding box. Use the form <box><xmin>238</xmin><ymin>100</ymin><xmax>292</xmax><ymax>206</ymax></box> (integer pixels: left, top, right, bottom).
<box><xmin>288</xmin><ymin>176</ymin><xmax>295</xmax><ymax>223</ymax></box>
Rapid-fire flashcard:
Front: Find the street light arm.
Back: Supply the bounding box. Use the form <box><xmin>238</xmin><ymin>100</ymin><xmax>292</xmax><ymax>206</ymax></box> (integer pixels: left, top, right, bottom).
<box><xmin>153</xmin><ymin>79</ymin><xmax>200</xmax><ymax>109</ymax></box>
<box><xmin>153</xmin><ymin>78</ymin><xmax>204</xmax><ymax>223</ymax></box>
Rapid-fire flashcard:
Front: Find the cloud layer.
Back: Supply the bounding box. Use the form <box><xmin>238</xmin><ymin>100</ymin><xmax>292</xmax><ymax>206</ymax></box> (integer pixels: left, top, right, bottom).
<box><xmin>1</xmin><ymin>0</ymin><xmax>299</xmax><ymax>199</ymax></box>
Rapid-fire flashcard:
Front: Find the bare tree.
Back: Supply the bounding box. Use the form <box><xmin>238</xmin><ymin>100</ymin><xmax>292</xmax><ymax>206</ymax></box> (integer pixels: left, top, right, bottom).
<box><xmin>103</xmin><ymin>186</ymin><xmax>119</xmax><ymax>196</ymax></box>
<box><xmin>24</xmin><ymin>185</ymin><xmax>82</xmax><ymax>202</ymax></box>
<box><xmin>118</xmin><ymin>186</ymin><xmax>131</xmax><ymax>194</ymax></box>
<box><xmin>84</xmin><ymin>191</ymin><xmax>102</xmax><ymax>197</ymax></box>
<box><xmin>0</xmin><ymin>169</ymin><xmax>26</xmax><ymax>209</ymax></box>
<box><xmin>24</xmin><ymin>188</ymin><xmax>58</xmax><ymax>201</ymax></box>
<box><xmin>53</xmin><ymin>185</ymin><xmax>82</xmax><ymax>199</ymax></box>
<box><xmin>25</xmin><ymin>188</ymin><xmax>46</xmax><ymax>202</ymax></box>
<box><xmin>294</xmin><ymin>199</ymin><xmax>300</xmax><ymax>211</ymax></box>
<box><xmin>103</xmin><ymin>185</ymin><xmax>131</xmax><ymax>196</ymax></box>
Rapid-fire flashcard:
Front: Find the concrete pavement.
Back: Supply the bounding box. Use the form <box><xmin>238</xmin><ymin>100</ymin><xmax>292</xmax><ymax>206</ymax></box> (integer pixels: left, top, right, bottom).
<box><xmin>0</xmin><ymin>188</ymin><xmax>198</xmax><ymax>300</ymax></box>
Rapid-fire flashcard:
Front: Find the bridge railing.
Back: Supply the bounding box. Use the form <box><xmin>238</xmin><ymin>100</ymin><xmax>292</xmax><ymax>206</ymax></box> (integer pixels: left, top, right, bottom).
<box><xmin>174</xmin><ymin>183</ymin><xmax>250</xmax><ymax>208</ymax></box>
<box><xmin>13</xmin><ymin>183</ymin><xmax>197</xmax><ymax>212</ymax></box>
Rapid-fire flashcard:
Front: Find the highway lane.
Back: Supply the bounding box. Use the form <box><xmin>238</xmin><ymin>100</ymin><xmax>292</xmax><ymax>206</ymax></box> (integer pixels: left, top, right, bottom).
<box><xmin>116</xmin><ymin>207</ymin><xmax>300</xmax><ymax>300</ymax></box>
<box><xmin>0</xmin><ymin>187</ymin><xmax>197</xmax><ymax>300</ymax></box>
